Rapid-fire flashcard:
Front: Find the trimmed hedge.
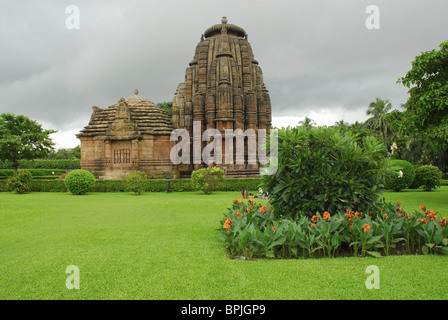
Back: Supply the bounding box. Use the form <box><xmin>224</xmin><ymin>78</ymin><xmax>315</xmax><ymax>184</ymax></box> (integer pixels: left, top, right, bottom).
<box><xmin>413</xmin><ymin>165</ymin><xmax>443</xmax><ymax>191</ymax></box>
<box><xmin>0</xmin><ymin>178</ymin><xmax>262</xmax><ymax>193</ymax></box>
<box><xmin>0</xmin><ymin>159</ymin><xmax>80</xmax><ymax>169</ymax></box>
<box><xmin>0</xmin><ymin>169</ymin><xmax>66</xmax><ymax>177</ymax></box>
<box><xmin>385</xmin><ymin>159</ymin><xmax>415</xmax><ymax>192</ymax></box>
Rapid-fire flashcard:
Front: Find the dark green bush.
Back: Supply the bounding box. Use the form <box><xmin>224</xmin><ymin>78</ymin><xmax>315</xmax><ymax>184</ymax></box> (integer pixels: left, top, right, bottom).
<box><xmin>409</xmin><ymin>165</ymin><xmax>423</xmax><ymax>189</ymax></box>
<box><xmin>261</xmin><ymin>126</ymin><xmax>386</xmax><ymax>219</ymax></box>
<box><xmin>0</xmin><ymin>177</ymin><xmax>262</xmax><ymax>192</ymax></box>
<box><xmin>414</xmin><ymin>165</ymin><xmax>443</xmax><ymax>191</ymax></box>
<box><xmin>385</xmin><ymin>159</ymin><xmax>415</xmax><ymax>191</ymax></box>
<box><xmin>191</xmin><ymin>167</ymin><xmax>225</xmax><ymax>194</ymax></box>
<box><xmin>64</xmin><ymin>169</ymin><xmax>96</xmax><ymax>195</ymax></box>
<box><xmin>0</xmin><ymin>169</ymin><xmax>65</xmax><ymax>177</ymax></box>
<box><xmin>124</xmin><ymin>171</ymin><xmax>148</xmax><ymax>195</ymax></box>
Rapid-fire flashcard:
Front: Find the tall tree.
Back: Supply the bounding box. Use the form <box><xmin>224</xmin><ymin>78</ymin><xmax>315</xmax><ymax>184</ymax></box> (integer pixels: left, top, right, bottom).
<box><xmin>365</xmin><ymin>98</ymin><xmax>393</xmax><ymax>158</ymax></box>
<box><xmin>398</xmin><ymin>40</ymin><xmax>448</xmax><ymax>150</ymax></box>
<box><xmin>0</xmin><ymin>113</ymin><xmax>56</xmax><ymax>169</ymax></box>
<box><xmin>298</xmin><ymin>116</ymin><xmax>316</xmax><ymax>130</ymax></box>
<box><xmin>334</xmin><ymin>120</ymin><xmax>349</xmax><ymax>131</ymax></box>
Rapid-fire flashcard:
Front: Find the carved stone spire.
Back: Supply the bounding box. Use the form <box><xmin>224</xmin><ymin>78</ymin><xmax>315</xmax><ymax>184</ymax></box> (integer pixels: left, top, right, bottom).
<box><xmin>172</xmin><ymin>17</ymin><xmax>272</xmax><ymax>176</ymax></box>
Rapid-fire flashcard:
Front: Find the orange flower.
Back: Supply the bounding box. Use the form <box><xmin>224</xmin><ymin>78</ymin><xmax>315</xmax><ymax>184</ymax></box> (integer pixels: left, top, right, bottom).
<box><xmin>310</xmin><ymin>224</ymin><xmax>315</xmax><ymax>228</ymax></box>
<box><xmin>259</xmin><ymin>205</ymin><xmax>267</xmax><ymax>213</ymax></box>
<box><xmin>272</xmin><ymin>226</ymin><xmax>276</xmax><ymax>231</ymax></box>
<box><xmin>235</xmin><ymin>210</ymin><xmax>242</xmax><ymax>218</ymax></box>
<box><xmin>323</xmin><ymin>211</ymin><xmax>331</xmax><ymax>220</ymax></box>
<box><xmin>419</xmin><ymin>204</ymin><xmax>426</xmax><ymax>212</ymax></box>
<box><xmin>248</xmin><ymin>199</ymin><xmax>254</xmax><ymax>204</ymax></box>
<box><xmin>419</xmin><ymin>218</ymin><xmax>428</xmax><ymax>224</ymax></box>
<box><xmin>355</xmin><ymin>211</ymin><xmax>362</xmax><ymax>217</ymax></box>
<box><xmin>439</xmin><ymin>217</ymin><xmax>447</xmax><ymax>227</ymax></box>
<box><xmin>397</xmin><ymin>201</ymin><xmax>402</xmax><ymax>206</ymax></box>
<box><xmin>383</xmin><ymin>214</ymin><xmax>389</xmax><ymax>220</ymax></box>
<box><xmin>349</xmin><ymin>223</ymin><xmax>353</xmax><ymax>229</ymax></box>
<box><xmin>369</xmin><ymin>211</ymin><xmax>373</xmax><ymax>218</ymax></box>
<box><xmin>362</xmin><ymin>224</ymin><xmax>371</xmax><ymax>232</ymax></box>
<box><xmin>311</xmin><ymin>215</ymin><xmax>319</xmax><ymax>223</ymax></box>
<box><xmin>345</xmin><ymin>210</ymin><xmax>354</xmax><ymax>222</ymax></box>
<box><xmin>233</xmin><ymin>199</ymin><xmax>240</xmax><ymax>204</ymax></box>
<box><xmin>351</xmin><ymin>201</ymin><xmax>357</xmax><ymax>204</ymax></box>
<box><xmin>223</xmin><ymin>218</ymin><xmax>232</xmax><ymax>233</ymax></box>
<box><xmin>425</xmin><ymin>210</ymin><xmax>435</xmax><ymax>216</ymax></box>
<box><xmin>250</xmin><ymin>205</ymin><xmax>253</xmax><ymax>210</ymax></box>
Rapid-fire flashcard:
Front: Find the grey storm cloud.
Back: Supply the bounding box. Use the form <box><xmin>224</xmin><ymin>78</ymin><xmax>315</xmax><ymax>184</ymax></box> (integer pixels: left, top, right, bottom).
<box><xmin>1</xmin><ymin>0</ymin><xmax>447</xmax><ymax>147</ymax></box>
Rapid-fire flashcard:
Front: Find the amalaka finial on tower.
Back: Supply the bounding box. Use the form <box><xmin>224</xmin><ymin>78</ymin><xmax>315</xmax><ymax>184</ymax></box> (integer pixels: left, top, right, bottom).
<box><xmin>221</xmin><ymin>16</ymin><xmax>228</xmax><ymax>24</ymax></box>
<box><xmin>134</xmin><ymin>89</ymin><xmax>139</xmax><ymax>95</ymax></box>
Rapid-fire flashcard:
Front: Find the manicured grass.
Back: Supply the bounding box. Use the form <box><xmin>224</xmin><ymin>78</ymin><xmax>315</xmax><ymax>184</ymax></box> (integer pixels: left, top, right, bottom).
<box><xmin>383</xmin><ymin>187</ymin><xmax>448</xmax><ymax>216</ymax></box>
<box><xmin>1</xmin><ymin>189</ymin><xmax>448</xmax><ymax>300</ymax></box>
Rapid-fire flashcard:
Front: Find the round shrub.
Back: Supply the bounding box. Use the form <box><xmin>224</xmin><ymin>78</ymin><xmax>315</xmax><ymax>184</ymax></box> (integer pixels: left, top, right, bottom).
<box><xmin>413</xmin><ymin>165</ymin><xmax>443</xmax><ymax>191</ymax></box>
<box><xmin>261</xmin><ymin>126</ymin><xmax>387</xmax><ymax>219</ymax></box>
<box><xmin>191</xmin><ymin>166</ymin><xmax>224</xmax><ymax>194</ymax></box>
<box><xmin>64</xmin><ymin>169</ymin><xmax>95</xmax><ymax>195</ymax></box>
<box><xmin>385</xmin><ymin>159</ymin><xmax>415</xmax><ymax>192</ymax></box>
<box><xmin>408</xmin><ymin>165</ymin><xmax>423</xmax><ymax>189</ymax></box>
<box><xmin>124</xmin><ymin>171</ymin><xmax>148</xmax><ymax>195</ymax></box>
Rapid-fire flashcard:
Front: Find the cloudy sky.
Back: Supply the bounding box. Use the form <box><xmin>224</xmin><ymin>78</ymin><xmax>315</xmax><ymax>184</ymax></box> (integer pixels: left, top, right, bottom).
<box><xmin>1</xmin><ymin>0</ymin><xmax>447</xmax><ymax>148</ymax></box>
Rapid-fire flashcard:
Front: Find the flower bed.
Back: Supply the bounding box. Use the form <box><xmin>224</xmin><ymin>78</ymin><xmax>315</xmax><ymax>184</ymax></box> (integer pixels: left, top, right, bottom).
<box><xmin>219</xmin><ymin>199</ymin><xmax>448</xmax><ymax>259</ymax></box>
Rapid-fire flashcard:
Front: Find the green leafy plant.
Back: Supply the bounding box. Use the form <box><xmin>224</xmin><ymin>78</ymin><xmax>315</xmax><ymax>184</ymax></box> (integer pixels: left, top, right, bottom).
<box><xmin>191</xmin><ymin>167</ymin><xmax>224</xmax><ymax>194</ymax></box>
<box><xmin>124</xmin><ymin>171</ymin><xmax>148</xmax><ymax>195</ymax></box>
<box><xmin>262</xmin><ymin>126</ymin><xmax>386</xmax><ymax>219</ymax></box>
<box><xmin>64</xmin><ymin>169</ymin><xmax>95</xmax><ymax>195</ymax></box>
<box><xmin>7</xmin><ymin>169</ymin><xmax>32</xmax><ymax>194</ymax></box>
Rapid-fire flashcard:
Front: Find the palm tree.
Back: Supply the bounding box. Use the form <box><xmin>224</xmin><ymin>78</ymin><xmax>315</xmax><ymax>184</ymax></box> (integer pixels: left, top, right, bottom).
<box><xmin>298</xmin><ymin>116</ymin><xmax>316</xmax><ymax>130</ymax></box>
<box><xmin>334</xmin><ymin>120</ymin><xmax>349</xmax><ymax>132</ymax></box>
<box><xmin>365</xmin><ymin>97</ymin><xmax>394</xmax><ymax>158</ymax></box>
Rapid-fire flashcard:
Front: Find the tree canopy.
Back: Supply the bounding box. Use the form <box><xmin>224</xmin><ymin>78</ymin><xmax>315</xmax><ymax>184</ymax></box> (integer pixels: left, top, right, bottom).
<box><xmin>0</xmin><ymin>113</ymin><xmax>56</xmax><ymax>169</ymax></box>
<box><xmin>398</xmin><ymin>40</ymin><xmax>448</xmax><ymax>149</ymax></box>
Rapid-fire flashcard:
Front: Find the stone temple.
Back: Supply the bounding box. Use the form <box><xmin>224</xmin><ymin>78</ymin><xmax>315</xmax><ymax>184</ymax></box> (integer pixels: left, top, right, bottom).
<box><xmin>77</xmin><ymin>17</ymin><xmax>272</xmax><ymax>180</ymax></box>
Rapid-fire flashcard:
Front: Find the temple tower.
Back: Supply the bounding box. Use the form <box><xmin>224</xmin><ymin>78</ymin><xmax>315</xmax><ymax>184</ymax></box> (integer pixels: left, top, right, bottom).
<box><xmin>172</xmin><ymin>17</ymin><xmax>272</xmax><ymax>177</ymax></box>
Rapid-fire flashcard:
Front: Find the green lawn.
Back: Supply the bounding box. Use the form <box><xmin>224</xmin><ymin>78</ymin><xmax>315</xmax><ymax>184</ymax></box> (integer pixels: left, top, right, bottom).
<box><xmin>383</xmin><ymin>187</ymin><xmax>448</xmax><ymax>216</ymax></box>
<box><xmin>1</xmin><ymin>188</ymin><xmax>448</xmax><ymax>300</ymax></box>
